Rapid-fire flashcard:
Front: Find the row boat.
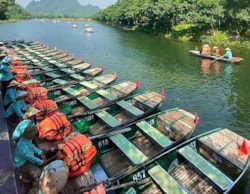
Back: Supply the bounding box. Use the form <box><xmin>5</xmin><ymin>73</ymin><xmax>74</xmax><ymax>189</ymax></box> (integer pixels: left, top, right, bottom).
<box><xmin>189</xmin><ymin>50</ymin><xmax>244</xmax><ymax>63</ymax></box>
<box><xmin>35</xmin><ymin>90</ymin><xmax>165</xmax><ymax>152</ymax></box>
<box><xmin>94</xmin><ymin>127</ymin><xmax>250</xmax><ymax>194</ymax></box>
<box><xmin>60</xmin><ymin>107</ymin><xmax>198</xmax><ymax>193</ymax></box>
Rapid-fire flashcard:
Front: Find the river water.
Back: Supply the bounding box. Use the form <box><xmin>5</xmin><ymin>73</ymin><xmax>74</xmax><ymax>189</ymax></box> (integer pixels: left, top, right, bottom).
<box><xmin>1</xmin><ymin>19</ymin><xmax>250</xmax><ymax>193</ymax></box>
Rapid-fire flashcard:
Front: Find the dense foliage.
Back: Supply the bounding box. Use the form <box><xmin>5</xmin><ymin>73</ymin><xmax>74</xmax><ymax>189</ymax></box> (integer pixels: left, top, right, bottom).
<box><xmin>26</xmin><ymin>0</ymin><xmax>101</xmax><ymax>18</ymax></box>
<box><xmin>94</xmin><ymin>0</ymin><xmax>250</xmax><ymax>47</ymax></box>
<box><xmin>0</xmin><ymin>0</ymin><xmax>31</xmax><ymax>20</ymax></box>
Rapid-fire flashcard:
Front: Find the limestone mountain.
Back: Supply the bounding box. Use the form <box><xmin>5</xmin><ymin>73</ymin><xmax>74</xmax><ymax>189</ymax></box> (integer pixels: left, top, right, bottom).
<box><xmin>26</xmin><ymin>0</ymin><xmax>101</xmax><ymax>17</ymax></box>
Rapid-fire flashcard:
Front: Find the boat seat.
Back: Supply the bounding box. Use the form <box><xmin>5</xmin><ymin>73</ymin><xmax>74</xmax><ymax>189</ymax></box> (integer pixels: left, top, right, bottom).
<box><xmin>70</xmin><ymin>73</ymin><xmax>85</xmax><ymax>81</ymax></box>
<box><xmin>148</xmin><ymin>165</ymin><xmax>187</xmax><ymax>194</ymax></box>
<box><xmin>62</xmin><ymin>87</ymin><xmax>81</xmax><ymax>97</ymax></box>
<box><xmin>136</xmin><ymin>121</ymin><xmax>172</xmax><ymax>148</ymax></box>
<box><xmin>116</xmin><ymin>100</ymin><xmax>144</xmax><ymax>116</ymax></box>
<box><xmin>77</xmin><ymin>96</ymin><xmax>99</xmax><ymax>110</ymax></box>
<box><xmin>96</xmin><ymin>89</ymin><xmax>118</xmax><ymax>101</ymax></box>
<box><xmin>79</xmin><ymin>81</ymin><xmax>98</xmax><ymax>90</ymax></box>
<box><xmin>23</xmin><ymin>79</ymin><xmax>40</xmax><ymax>85</ymax></box>
<box><xmin>110</xmin><ymin>134</ymin><xmax>148</xmax><ymax>165</ymax></box>
<box><xmin>40</xmin><ymin>66</ymin><xmax>53</xmax><ymax>71</ymax></box>
<box><xmin>45</xmin><ymin>72</ymin><xmax>60</xmax><ymax>78</ymax></box>
<box><xmin>178</xmin><ymin>146</ymin><xmax>233</xmax><ymax>190</ymax></box>
<box><xmin>95</xmin><ymin>111</ymin><xmax>121</xmax><ymax>128</ymax></box>
<box><xmin>53</xmin><ymin>79</ymin><xmax>68</xmax><ymax>85</ymax></box>
<box><xmin>60</xmin><ymin>68</ymin><xmax>75</xmax><ymax>74</ymax></box>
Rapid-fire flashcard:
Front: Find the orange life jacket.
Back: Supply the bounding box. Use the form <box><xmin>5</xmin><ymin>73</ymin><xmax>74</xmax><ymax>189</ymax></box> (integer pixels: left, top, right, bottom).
<box><xmin>23</xmin><ymin>81</ymin><xmax>41</xmax><ymax>90</ymax></box>
<box><xmin>83</xmin><ymin>183</ymin><xmax>106</xmax><ymax>194</ymax></box>
<box><xmin>11</xmin><ymin>65</ymin><xmax>28</xmax><ymax>74</ymax></box>
<box><xmin>14</xmin><ymin>70</ymin><xmax>33</xmax><ymax>82</ymax></box>
<box><xmin>26</xmin><ymin>87</ymin><xmax>48</xmax><ymax>104</ymax></box>
<box><xmin>10</xmin><ymin>60</ymin><xmax>23</xmax><ymax>67</ymax></box>
<box><xmin>37</xmin><ymin>111</ymin><xmax>72</xmax><ymax>140</ymax></box>
<box><xmin>57</xmin><ymin>133</ymin><xmax>97</xmax><ymax>178</ymax></box>
<box><xmin>32</xmin><ymin>100</ymin><xmax>58</xmax><ymax>121</ymax></box>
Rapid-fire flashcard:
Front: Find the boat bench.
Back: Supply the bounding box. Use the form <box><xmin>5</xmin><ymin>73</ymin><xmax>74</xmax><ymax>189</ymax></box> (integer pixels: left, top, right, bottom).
<box><xmin>70</xmin><ymin>73</ymin><xmax>85</xmax><ymax>81</ymax></box>
<box><xmin>96</xmin><ymin>89</ymin><xmax>118</xmax><ymax>101</ymax></box>
<box><xmin>53</xmin><ymin>79</ymin><xmax>68</xmax><ymax>85</ymax></box>
<box><xmin>79</xmin><ymin>81</ymin><xmax>98</xmax><ymax>90</ymax></box>
<box><xmin>117</xmin><ymin>100</ymin><xmax>144</xmax><ymax>117</ymax></box>
<box><xmin>136</xmin><ymin>121</ymin><xmax>172</xmax><ymax>148</ymax></box>
<box><xmin>110</xmin><ymin>134</ymin><xmax>148</xmax><ymax>165</ymax></box>
<box><xmin>148</xmin><ymin>165</ymin><xmax>187</xmax><ymax>194</ymax></box>
<box><xmin>77</xmin><ymin>96</ymin><xmax>99</xmax><ymax>110</ymax></box>
<box><xmin>60</xmin><ymin>68</ymin><xmax>75</xmax><ymax>74</ymax></box>
<box><xmin>95</xmin><ymin>111</ymin><xmax>121</xmax><ymax>128</ymax></box>
<box><xmin>178</xmin><ymin>146</ymin><xmax>233</xmax><ymax>190</ymax></box>
<box><xmin>45</xmin><ymin>72</ymin><xmax>60</xmax><ymax>78</ymax></box>
<box><xmin>23</xmin><ymin>79</ymin><xmax>40</xmax><ymax>85</ymax></box>
<box><xmin>62</xmin><ymin>87</ymin><xmax>81</xmax><ymax>97</ymax></box>
<box><xmin>40</xmin><ymin>66</ymin><xmax>53</xmax><ymax>71</ymax></box>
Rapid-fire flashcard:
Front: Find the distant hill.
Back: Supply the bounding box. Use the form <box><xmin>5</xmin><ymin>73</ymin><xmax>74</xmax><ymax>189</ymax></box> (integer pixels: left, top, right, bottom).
<box><xmin>26</xmin><ymin>0</ymin><xmax>101</xmax><ymax>18</ymax></box>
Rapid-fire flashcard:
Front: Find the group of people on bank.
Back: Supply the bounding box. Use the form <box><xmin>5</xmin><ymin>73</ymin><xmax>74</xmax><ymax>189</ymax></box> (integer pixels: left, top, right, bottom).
<box><xmin>1</xmin><ymin>42</ymin><xmax>96</xmax><ymax>194</ymax></box>
<box><xmin>198</xmin><ymin>44</ymin><xmax>233</xmax><ymax>59</ymax></box>
<box><xmin>1</xmin><ymin>42</ymin><xmax>49</xmax><ymax>187</ymax></box>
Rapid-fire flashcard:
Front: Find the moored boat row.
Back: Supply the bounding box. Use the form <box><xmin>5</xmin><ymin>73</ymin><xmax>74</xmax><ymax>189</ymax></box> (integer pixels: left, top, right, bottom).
<box><xmin>1</xmin><ymin>40</ymin><xmax>249</xmax><ymax>194</ymax></box>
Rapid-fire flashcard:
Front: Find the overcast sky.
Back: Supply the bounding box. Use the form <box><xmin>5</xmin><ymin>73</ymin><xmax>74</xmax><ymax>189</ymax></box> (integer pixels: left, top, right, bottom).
<box><xmin>15</xmin><ymin>0</ymin><xmax>118</xmax><ymax>9</ymax></box>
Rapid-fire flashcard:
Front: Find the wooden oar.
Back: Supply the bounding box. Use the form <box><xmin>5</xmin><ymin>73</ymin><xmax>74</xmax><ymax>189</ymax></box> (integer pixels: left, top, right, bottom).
<box><xmin>89</xmin><ymin>127</ymin><xmax>131</xmax><ymax>140</ymax></box>
<box><xmin>210</xmin><ymin>56</ymin><xmax>224</xmax><ymax>64</ymax></box>
<box><xmin>76</xmin><ymin>178</ymin><xmax>151</xmax><ymax>194</ymax></box>
<box><xmin>66</xmin><ymin>107</ymin><xmax>111</xmax><ymax>120</ymax></box>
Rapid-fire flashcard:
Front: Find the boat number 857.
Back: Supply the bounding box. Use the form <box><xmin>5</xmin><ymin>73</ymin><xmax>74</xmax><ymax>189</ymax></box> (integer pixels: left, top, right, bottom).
<box><xmin>132</xmin><ymin>170</ymin><xmax>146</xmax><ymax>181</ymax></box>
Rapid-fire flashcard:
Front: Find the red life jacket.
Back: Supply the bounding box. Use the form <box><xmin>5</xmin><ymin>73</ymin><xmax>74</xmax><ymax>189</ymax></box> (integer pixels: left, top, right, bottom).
<box><xmin>26</xmin><ymin>87</ymin><xmax>48</xmax><ymax>104</ymax></box>
<box><xmin>32</xmin><ymin>100</ymin><xmax>58</xmax><ymax>121</ymax></box>
<box><xmin>37</xmin><ymin>111</ymin><xmax>72</xmax><ymax>140</ymax></box>
<box><xmin>57</xmin><ymin>133</ymin><xmax>97</xmax><ymax>178</ymax></box>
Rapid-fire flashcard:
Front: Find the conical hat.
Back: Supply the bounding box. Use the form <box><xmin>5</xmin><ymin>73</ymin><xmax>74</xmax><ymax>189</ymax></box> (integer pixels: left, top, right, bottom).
<box><xmin>8</xmin><ymin>80</ymin><xmax>20</xmax><ymax>87</ymax></box>
<box><xmin>15</xmin><ymin>91</ymin><xmax>28</xmax><ymax>99</ymax></box>
<box><xmin>22</xmin><ymin>107</ymin><xmax>41</xmax><ymax>119</ymax></box>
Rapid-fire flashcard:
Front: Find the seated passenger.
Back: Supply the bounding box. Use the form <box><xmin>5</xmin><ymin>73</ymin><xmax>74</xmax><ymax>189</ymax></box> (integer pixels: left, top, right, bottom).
<box><xmin>13</xmin><ymin>125</ymin><xmax>47</xmax><ymax>183</ymax></box>
<box><xmin>223</xmin><ymin>48</ymin><xmax>232</xmax><ymax>59</ymax></box>
<box><xmin>211</xmin><ymin>46</ymin><xmax>220</xmax><ymax>56</ymax></box>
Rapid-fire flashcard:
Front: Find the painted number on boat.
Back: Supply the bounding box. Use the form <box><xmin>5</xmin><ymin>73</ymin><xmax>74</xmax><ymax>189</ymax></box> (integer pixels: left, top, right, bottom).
<box><xmin>132</xmin><ymin>169</ymin><xmax>146</xmax><ymax>182</ymax></box>
<box><xmin>97</xmin><ymin>139</ymin><xmax>110</xmax><ymax>148</ymax></box>
<box><xmin>46</xmin><ymin>81</ymin><xmax>53</xmax><ymax>86</ymax></box>
<box><xmin>54</xmin><ymin>90</ymin><xmax>61</xmax><ymax>95</ymax></box>
<box><xmin>68</xmin><ymin>100</ymin><xmax>77</xmax><ymax>106</ymax></box>
<box><xmin>85</xmin><ymin>115</ymin><xmax>94</xmax><ymax>121</ymax></box>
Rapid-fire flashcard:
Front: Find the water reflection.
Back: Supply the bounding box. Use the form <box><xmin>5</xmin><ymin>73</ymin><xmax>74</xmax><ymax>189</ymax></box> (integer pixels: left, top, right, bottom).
<box><xmin>201</xmin><ymin>59</ymin><xmax>233</xmax><ymax>76</ymax></box>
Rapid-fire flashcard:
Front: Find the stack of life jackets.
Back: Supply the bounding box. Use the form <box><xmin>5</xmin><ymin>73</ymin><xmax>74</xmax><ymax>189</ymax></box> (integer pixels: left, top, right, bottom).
<box><xmin>32</xmin><ymin>99</ymin><xmax>58</xmax><ymax>121</ymax></box>
<box><xmin>14</xmin><ymin>70</ymin><xmax>33</xmax><ymax>82</ymax></box>
<box><xmin>57</xmin><ymin>133</ymin><xmax>97</xmax><ymax>178</ymax></box>
<box><xmin>25</xmin><ymin>86</ymin><xmax>48</xmax><ymax>104</ymax></box>
<box><xmin>37</xmin><ymin>111</ymin><xmax>72</xmax><ymax>140</ymax></box>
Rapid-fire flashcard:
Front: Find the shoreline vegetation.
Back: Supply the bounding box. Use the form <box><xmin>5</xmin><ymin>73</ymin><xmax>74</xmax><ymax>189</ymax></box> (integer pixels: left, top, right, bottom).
<box><xmin>1</xmin><ymin>0</ymin><xmax>249</xmax><ymax>49</ymax></box>
<box><xmin>1</xmin><ymin>17</ymin><xmax>250</xmax><ymax>50</ymax></box>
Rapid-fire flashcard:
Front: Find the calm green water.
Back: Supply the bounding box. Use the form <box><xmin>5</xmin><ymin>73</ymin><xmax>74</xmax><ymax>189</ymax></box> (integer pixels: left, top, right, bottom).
<box><xmin>1</xmin><ymin>19</ymin><xmax>250</xmax><ymax>193</ymax></box>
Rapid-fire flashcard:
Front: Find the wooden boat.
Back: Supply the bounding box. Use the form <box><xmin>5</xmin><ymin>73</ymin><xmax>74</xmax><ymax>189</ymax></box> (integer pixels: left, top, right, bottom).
<box><xmin>48</xmin><ymin>73</ymin><xmax>118</xmax><ymax>104</ymax></box>
<box><xmin>94</xmin><ymin>127</ymin><xmax>250</xmax><ymax>194</ymax></box>
<box><xmin>71</xmin><ymin>90</ymin><xmax>165</xmax><ymax>136</ymax></box>
<box><xmin>189</xmin><ymin>50</ymin><xmax>244</xmax><ymax>63</ymax></box>
<box><xmin>85</xmin><ymin>24</ymin><xmax>94</xmax><ymax>33</ymax></box>
<box><xmin>59</xmin><ymin>108</ymin><xmax>198</xmax><ymax>193</ymax></box>
<box><xmin>35</xmin><ymin>90</ymin><xmax>165</xmax><ymax>154</ymax></box>
<box><xmin>55</xmin><ymin>80</ymin><xmax>138</xmax><ymax>117</ymax></box>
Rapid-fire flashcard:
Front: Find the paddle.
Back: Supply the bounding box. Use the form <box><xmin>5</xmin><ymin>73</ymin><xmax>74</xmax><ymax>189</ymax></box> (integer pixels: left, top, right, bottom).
<box><xmin>88</xmin><ymin>127</ymin><xmax>131</xmax><ymax>140</ymax></box>
<box><xmin>66</xmin><ymin>107</ymin><xmax>111</xmax><ymax>120</ymax></box>
<box><xmin>210</xmin><ymin>55</ymin><xmax>224</xmax><ymax>64</ymax></box>
<box><xmin>75</xmin><ymin>177</ymin><xmax>151</xmax><ymax>193</ymax></box>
